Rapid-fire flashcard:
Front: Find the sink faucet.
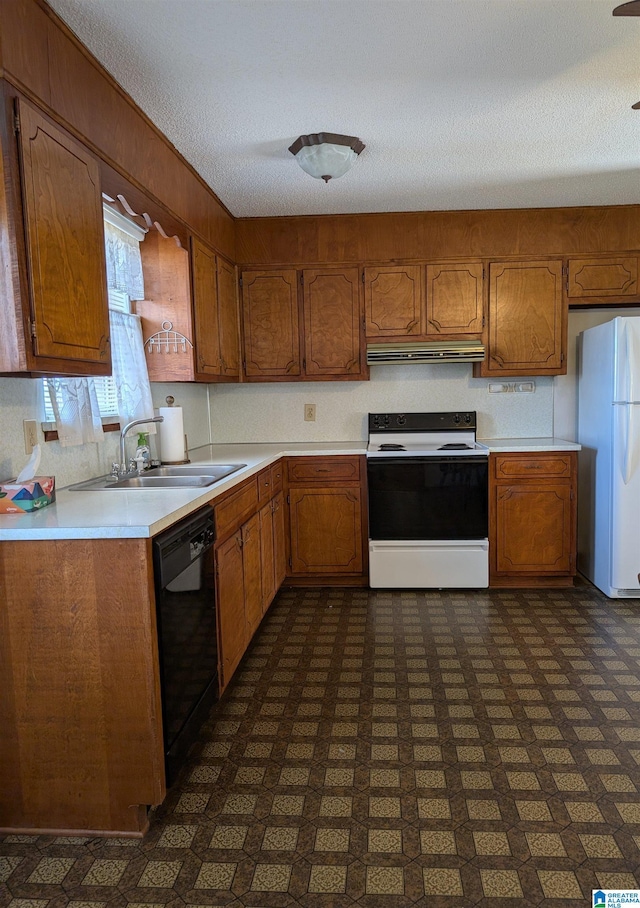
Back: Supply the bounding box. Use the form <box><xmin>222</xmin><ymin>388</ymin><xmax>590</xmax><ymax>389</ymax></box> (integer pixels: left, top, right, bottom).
<box><xmin>112</xmin><ymin>416</ymin><xmax>164</xmax><ymax>480</ymax></box>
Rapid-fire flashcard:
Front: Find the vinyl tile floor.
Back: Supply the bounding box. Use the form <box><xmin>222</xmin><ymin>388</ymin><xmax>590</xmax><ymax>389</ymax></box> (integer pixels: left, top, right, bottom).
<box><xmin>4</xmin><ymin>584</ymin><xmax>640</xmax><ymax>906</ymax></box>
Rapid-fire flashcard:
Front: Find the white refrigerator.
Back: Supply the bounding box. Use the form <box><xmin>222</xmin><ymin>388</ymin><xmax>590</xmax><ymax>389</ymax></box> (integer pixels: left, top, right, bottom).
<box><xmin>578</xmin><ymin>316</ymin><xmax>640</xmax><ymax>598</ymax></box>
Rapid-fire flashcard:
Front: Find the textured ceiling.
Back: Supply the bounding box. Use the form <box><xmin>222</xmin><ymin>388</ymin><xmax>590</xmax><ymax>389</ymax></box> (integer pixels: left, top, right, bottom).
<box><xmin>46</xmin><ymin>0</ymin><xmax>640</xmax><ymax>218</ymax></box>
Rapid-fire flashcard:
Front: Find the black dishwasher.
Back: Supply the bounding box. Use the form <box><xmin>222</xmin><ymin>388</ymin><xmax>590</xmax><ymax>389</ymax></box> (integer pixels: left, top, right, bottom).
<box><xmin>153</xmin><ymin>507</ymin><xmax>217</xmax><ymax>784</ymax></box>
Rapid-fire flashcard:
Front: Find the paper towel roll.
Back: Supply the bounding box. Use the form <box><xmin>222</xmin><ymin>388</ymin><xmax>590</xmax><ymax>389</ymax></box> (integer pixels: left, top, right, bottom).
<box><xmin>158</xmin><ymin>406</ymin><xmax>186</xmax><ymax>463</ymax></box>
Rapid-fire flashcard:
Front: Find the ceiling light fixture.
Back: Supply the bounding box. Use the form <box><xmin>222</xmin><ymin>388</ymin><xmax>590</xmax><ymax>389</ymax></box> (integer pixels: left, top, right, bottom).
<box><xmin>288</xmin><ymin>132</ymin><xmax>365</xmax><ymax>183</ymax></box>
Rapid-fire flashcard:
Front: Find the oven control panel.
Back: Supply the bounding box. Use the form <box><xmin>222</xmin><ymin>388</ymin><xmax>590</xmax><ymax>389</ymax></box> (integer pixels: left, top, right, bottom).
<box><xmin>368</xmin><ymin>412</ymin><xmax>476</xmax><ymax>432</ymax></box>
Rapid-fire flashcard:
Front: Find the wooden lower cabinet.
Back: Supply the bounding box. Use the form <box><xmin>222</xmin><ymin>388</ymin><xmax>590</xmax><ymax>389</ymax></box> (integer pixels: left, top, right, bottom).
<box><xmin>215</xmin><ymin>531</ymin><xmax>248</xmax><ymax>688</ymax></box>
<box><xmin>214</xmin><ymin>466</ymin><xmax>286</xmax><ymax>691</ymax></box>
<box><xmin>0</xmin><ymin>538</ymin><xmax>164</xmax><ymax>835</ymax></box>
<box><xmin>242</xmin><ymin>513</ymin><xmax>263</xmax><ymax>637</ymax></box>
<box><xmin>272</xmin><ymin>491</ymin><xmax>287</xmax><ymax>589</ymax></box>
<box><xmin>257</xmin><ymin>490</ymin><xmax>288</xmax><ymax>612</ymax></box>
<box><xmin>490</xmin><ymin>452</ymin><xmax>577</xmax><ymax>587</ymax></box>
<box><xmin>286</xmin><ymin>456</ymin><xmax>367</xmax><ymax>583</ymax></box>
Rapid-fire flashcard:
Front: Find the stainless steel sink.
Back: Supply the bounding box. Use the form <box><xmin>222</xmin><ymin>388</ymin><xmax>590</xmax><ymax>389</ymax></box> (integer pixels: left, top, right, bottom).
<box><xmin>68</xmin><ymin>463</ymin><xmax>246</xmax><ymax>491</ymax></box>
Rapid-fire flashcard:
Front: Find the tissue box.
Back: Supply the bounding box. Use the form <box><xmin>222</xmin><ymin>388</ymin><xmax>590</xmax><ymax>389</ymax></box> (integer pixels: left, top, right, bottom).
<box><xmin>0</xmin><ymin>477</ymin><xmax>56</xmax><ymax>514</ymax></box>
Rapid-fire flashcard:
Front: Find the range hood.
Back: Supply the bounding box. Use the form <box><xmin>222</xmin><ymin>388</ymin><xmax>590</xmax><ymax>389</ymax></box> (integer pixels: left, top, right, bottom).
<box><xmin>367</xmin><ymin>340</ymin><xmax>485</xmax><ymax>365</ymax></box>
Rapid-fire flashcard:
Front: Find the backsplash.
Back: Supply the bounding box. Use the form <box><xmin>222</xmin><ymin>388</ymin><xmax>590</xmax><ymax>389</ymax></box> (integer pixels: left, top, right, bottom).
<box><xmin>0</xmin><ymin>380</ymin><xmax>211</xmax><ymax>489</ymax></box>
<box><xmin>209</xmin><ymin>365</ymin><xmax>554</xmax><ymax>442</ymax></box>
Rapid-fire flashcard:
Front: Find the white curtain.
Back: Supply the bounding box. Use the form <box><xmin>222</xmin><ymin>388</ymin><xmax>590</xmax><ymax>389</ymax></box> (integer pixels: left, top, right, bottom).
<box><xmin>104</xmin><ymin>220</ymin><xmax>145</xmax><ymax>300</ymax></box>
<box><xmin>46</xmin><ymin>377</ymin><xmax>104</xmax><ymax>447</ymax></box>
<box><xmin>109</xmin><ymin>309</ymin><xmax>156</xmax><ymax>433</ymax></box>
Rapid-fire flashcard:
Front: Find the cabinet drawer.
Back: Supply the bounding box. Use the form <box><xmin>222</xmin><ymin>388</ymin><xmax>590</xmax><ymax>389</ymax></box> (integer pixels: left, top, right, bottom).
<box><xmin>494</xmin><ymin>453</ymin><xmax>573</xmax><ymax>480</ymax></box>
<box><xmin>287</xmin><ymin>456</ymin><xmax>361</xmax><ymax>484</ymax></box>
<box><xmin>214</xmin><ymin>477</ymin><xmax>258</xmax><ymax>540</ymax></box>
<box><xmin>270</xmin><ymin>460</ymin><xmax>283</xmax><ymax>495</ymax></box>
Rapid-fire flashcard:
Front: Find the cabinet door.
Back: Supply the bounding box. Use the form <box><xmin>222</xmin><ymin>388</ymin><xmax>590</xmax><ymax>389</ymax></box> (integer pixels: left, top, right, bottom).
<box><xmin>241</xmin><ymin>270</ymin><xmax>300</xmax><ymax>377</ymax></box>
<box><xmin>567</xmin><ymin>256</ymin><xmax>639</xmax><ymax>300</ymax></box>
<box><xmin>303</xmin><ymin>267</ymin><xmax>365</xmax><ymax>377</ymax></box>
<box><xmin>272</xmin><ymin>491</ymin><xmax>287</xmax><ymax>590</ymax></box>
<box><xmin>242</xmin><ymin>513</ymin><xmax>263</xmax><ymax>637</ymax></box>
<box><xmin>289</xmin><ymin>486</ymin><xmax>363</xmax><ymax>574</ymax></box>
<box><xmin>17</xmin><ymin>98</ymin><xmax>110</xmax><ymax>369</ymax></box>
<box><xmin>215</xmin><ymin>532</ymin><xmax>247</xmax><ymax>688</ymax></box>
<box><xmin>191</xmin><ymin>237</ymin><xmax>221</xmax><ymax>377</ymax></box>
<box><xmin>426</xmin><ymin>263</ymin><xmax>483</xmax><ymax>335</ymax></box>
<box><xmin>481</xmin><ymin>260</ymin><xmax>565</xmax><ymax>376</ymax></box>
<box><xmin>494</xmin><ymin>482</ymin><xmax>573</xmax><ymax>574</ymax></box>
<box><xmin>364</xmin><ymin>265</ymin><xmax>423</xmax><ymax>337</ymax></box>
<box><xmin>259</xmin><ymin>501</ymin><xmax>276</xmax><ymax>613</ymax></box>
<box><xmin>217</xmin><ymin>256</ymin><xmax>239</xmax><ymax>377</ymax></box>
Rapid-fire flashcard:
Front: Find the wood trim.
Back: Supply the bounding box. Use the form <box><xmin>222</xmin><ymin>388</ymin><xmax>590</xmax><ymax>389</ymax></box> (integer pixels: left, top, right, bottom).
<box><xmin>236</xmin><ymin>207</ymin><xmax>640</xmax><ymax>266</ymax></box>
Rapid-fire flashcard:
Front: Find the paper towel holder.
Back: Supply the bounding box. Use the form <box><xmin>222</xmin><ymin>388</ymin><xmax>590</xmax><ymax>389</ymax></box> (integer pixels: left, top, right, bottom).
<box><xmin>160</xmin><ymin>396</ymin><xmax>190</xmax><ymax>464</ymax></box>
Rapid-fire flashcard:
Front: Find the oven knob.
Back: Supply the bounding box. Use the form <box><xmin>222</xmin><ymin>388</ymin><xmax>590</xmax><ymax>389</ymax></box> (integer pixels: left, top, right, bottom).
<box><xmin>397</xmin><ymin>415</ymin><xmax>406</xmax><ymax>426</ymax></box>
<box><xmin>463</xmin><ymin>413</ymin><xmax>471</xmax><ymax>424</ymax></box>
<box><xmin>453</xmin><ymin>414</ymin><xmax>461</xmax><ymax>424</ymax></box>
<box><xmin>383</xmin><ymin>416</ymin><xmax>390</xmax><ymax>426</ymax></box>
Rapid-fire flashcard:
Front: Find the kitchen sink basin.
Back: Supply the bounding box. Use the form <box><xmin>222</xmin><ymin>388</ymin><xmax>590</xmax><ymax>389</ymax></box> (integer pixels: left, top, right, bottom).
<box><xmin>68</xmin><ymin>463</ymin><xmax>246</xmax><ymax>491</ymax></box>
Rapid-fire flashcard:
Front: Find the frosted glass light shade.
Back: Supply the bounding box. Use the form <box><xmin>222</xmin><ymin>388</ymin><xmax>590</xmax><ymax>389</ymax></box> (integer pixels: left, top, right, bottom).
<box><xmin>288</xmin><ymin>133</ymin><xmax>365</xmax><ymax>182</ymax></box>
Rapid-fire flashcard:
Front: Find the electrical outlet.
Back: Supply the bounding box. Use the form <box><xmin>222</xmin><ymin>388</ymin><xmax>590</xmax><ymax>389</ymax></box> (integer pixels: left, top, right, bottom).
<box><xmin>23</xmin><ymin>419</ymin><xmax>38</xmax><ymax>455</ymax></box>
<box><xmin>304</xmin><ymin>403</ymin><xmax>316</xmax><ymax>422</ymax></box>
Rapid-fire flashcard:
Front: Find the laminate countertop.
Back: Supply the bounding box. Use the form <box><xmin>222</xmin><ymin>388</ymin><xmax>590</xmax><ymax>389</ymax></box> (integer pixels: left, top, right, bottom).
<box><xmin>0</xmin><ymin>438</ymin><xmax>580</xmax><ymax>541</ymax></box>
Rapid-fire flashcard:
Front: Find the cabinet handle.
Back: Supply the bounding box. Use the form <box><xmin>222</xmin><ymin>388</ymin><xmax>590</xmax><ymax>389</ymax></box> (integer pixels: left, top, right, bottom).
<box><xmin>316</xmin><ymin>468</ymin><xmax>331</xmax><ymax>472</ymax></box>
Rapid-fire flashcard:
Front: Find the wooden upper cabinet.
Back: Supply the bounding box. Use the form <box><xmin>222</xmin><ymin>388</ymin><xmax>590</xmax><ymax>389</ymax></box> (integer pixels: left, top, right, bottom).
<box><xmin>191</xmin><ymin>239</ymin><xmax>239</xmax><ymax>382</ymax></box>
<box><xmin>302</xmin><ymin>267</ymin><xmax>366</xmax><ymax>378</ymax></box>
<box><xmin>364</xmin><ymin>265</ymin><xmax>423</xmax><ymax>337</ymax></box>
<box><xmin>216</xmin><ymin>256</ymin><xmax>239</xmax><ymax>378</ymax></box>
<box><xmin>191</xmin><ymin>236</ymin><xmax>220</xmax><ymax>377</ymax></box>
<box><xmin>2</xmin><ymin>94</ymin><xmax>110</xmax><ymax>375</ymax></box>
<box><xmin>477</xmin><ymin>260</ymin><xmax>565</xmax><ymax>377</ymax></box>
<box><xmin>425</xmin><ymin>262</ymin><xmax>484</xmax><ymax>335</ymax></box>
<box><xmin>567</xmin><ymin>256</ymin><xmax>639</xmax><ymax>302</ymax></box>
<box><xmin>241</xmin><ymin>269</ymin><xmax>301</xmax><ymax>378</ymax></box>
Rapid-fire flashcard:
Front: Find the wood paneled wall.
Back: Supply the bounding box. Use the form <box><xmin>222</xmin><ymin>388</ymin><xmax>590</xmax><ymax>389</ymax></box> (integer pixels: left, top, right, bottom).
<box><xmin>236</xmin><ymin>207</ymin><xmax>640</xmax><ymax>266</ymax></box>
<box><xmin>0</xmin><ymin>0</ymin><xmax>235</xmax><ymax>260</ymax></box>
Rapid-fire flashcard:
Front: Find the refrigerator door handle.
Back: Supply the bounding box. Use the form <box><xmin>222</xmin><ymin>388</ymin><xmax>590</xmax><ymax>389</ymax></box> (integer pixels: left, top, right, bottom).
<box><xmin>622</xmin><ymin>402</ymin><xmax>639</xmax><ymax>485</ymax></box>
<box><xmin>619</xmin><ymin>320</ymin><xmax>640</xmax><ymax>404</ymax></box>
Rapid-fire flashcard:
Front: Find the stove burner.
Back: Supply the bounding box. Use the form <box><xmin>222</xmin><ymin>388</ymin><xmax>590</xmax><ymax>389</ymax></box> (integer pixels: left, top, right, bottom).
<box><xmin>439</xmin><ymin>443</ymin><xmax>472</xmax><ymax>450</ymax></box>
<box><xmin>379</xmin><ymin>443</ymin><xmax>406</xmax><ymax>451</ymax></box>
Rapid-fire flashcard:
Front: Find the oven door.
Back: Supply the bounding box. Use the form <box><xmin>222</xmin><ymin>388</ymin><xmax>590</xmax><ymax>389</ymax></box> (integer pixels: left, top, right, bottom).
<box><xmin>367</xmin><ymin>456</ymin><xmax>488</xmax><ymax>541</ymax></box>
